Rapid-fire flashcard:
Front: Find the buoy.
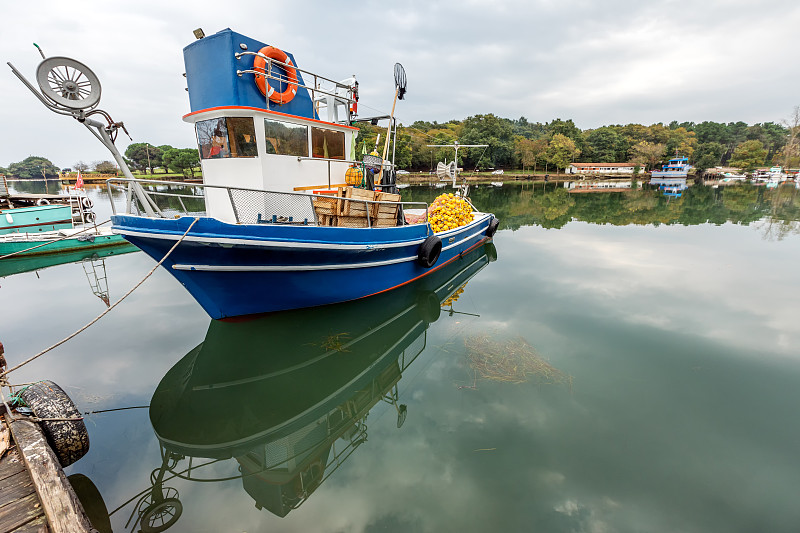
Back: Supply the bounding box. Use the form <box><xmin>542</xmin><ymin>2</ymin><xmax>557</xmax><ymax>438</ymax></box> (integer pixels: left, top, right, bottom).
<box><xmin>36</xmin><ymin>198</ymin><xmax>50</xmax><ymax>206</ymax></box>
<box><xmin>345</xmin><ymin>166</ymin><xmax>363</xmax><ymax>186</ymax></box>
<box><xmin>5</xmin><ymin>213</ymin><xmax>12</xmax><ymax>224</ymax></box>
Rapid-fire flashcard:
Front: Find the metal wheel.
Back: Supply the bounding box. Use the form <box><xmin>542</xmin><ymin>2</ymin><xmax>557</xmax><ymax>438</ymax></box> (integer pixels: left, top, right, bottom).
<box><xmin>36</xmin><ymin>57</ymin><xmax>101</xmax><ymax>110</ymax></box>
<box><xmin>139</xmin><ymin>498</ymin><xmax>182</xmax><ymax>533</ymax></box>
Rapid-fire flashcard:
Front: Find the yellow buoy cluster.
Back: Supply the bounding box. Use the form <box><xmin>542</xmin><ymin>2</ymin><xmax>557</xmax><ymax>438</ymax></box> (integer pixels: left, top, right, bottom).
<box><xmin>442</xmin><ymin>285</ymin><xmax>465</xmax><ymax>307</ymax></box>
<box><xmin>428</xmin><ymin>193</ymin><xmax>474</xmax><ymax>233</ymax></box>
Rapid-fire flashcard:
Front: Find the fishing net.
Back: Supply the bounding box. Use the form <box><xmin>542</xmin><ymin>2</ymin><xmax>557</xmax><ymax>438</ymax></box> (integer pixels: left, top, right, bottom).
<box><xmin>463</xmin><ymin>335</ymin><xmax>571</xmax><ymax>387</ymax></box>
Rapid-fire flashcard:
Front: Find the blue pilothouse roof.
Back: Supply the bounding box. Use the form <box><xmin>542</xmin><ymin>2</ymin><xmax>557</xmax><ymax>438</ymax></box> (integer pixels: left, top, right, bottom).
<box><xmin>183</xmin><ymin>28</ymin><xmax>317</xmax><ymax>119</ymax></box>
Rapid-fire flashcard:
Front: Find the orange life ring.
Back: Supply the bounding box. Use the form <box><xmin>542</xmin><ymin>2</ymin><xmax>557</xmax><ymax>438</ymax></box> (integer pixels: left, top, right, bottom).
<box><xmin>253</xmin><ymin>46</ymin><xmax>298</xmax><ymax>105</ymax></box>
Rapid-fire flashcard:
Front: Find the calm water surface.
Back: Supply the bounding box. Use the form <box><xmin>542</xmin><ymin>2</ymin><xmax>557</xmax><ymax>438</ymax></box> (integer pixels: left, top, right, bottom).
<box><xmin>3</xmin><ymin>181</ymin><xmax>800</xmax><ymax>533</ymax></box>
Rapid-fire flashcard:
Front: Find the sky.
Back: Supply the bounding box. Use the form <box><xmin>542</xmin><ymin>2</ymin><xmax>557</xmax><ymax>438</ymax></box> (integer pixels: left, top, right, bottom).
<box><xmin>1</xmin><ymin>0</ymin><xmax>799</xmax><ymax>169</ymax></box>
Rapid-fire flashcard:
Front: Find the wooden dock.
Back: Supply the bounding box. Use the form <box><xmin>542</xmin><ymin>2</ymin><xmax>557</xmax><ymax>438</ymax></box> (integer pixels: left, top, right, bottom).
<box><xmin>1</xmin><ymin>410</ymin><xmax>93</xmax><ymax>533</ymax></box>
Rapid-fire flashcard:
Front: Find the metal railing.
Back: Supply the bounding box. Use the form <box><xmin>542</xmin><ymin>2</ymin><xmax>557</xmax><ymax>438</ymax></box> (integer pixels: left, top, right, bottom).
<box><xmin>105</xmin><ymin>179</ymin><xmax>429</xmax><ymax>229</ymax></box>
<box><xmin>234</xmin><ymin>51</ymin><xmax>356</xmax><ymax>124</ymax></box>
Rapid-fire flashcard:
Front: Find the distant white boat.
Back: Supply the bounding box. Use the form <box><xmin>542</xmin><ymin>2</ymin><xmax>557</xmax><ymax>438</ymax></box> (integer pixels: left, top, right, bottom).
<box><xmin>490</xmin><ymin>182</ymin><xmax>503</xmax><ymax>187</ymax></box>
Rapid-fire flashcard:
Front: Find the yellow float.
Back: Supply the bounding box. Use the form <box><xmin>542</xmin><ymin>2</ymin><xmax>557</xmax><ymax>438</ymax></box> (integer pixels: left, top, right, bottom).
<box><xmin>428</xmin><ymin>193</ymin><xmax>474</xmax><ymax>233</ymax></box>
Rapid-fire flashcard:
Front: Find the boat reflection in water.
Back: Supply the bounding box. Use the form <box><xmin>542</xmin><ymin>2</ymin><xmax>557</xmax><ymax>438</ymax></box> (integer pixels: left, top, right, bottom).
<box><xmin>133</xmin><ymin>242</ymin><xmax>496</xmax><ymax>530</ymax></box>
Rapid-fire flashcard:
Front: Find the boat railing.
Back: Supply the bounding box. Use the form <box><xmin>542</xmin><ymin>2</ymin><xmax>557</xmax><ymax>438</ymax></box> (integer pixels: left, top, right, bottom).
<box><xmin>235</xmin><ymin>51</ymin><xmax>356</xmax><ymax>124</ymax></box>
<box><xmin>106</xmin><ymin>178</ymin><xmax>429</xmax><ymax>229</ymax></box>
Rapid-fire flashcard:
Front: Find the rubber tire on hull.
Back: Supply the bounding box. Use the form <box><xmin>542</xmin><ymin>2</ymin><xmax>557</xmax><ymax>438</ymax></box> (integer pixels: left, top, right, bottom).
<box><xmin>416</xmin><ymin>290</ymin><xmax>441</xmax><ymax>324</ymax></box>
<box><xmin>486</xmin><ymin>217</ymin><xmax>500</xmax><ymax>238</ymax></box>
<box><xmin>19</xmin><ymin>380</ymin><xmax>90</xmax><ymax>467</ymax></box>
<box><xmin>417</xmin><ymin>235</ymin><xmax>442</xmax><ymax>268</ymax></box>
<box><xmin>485</xmin><ymin>242</ymin><xmax>498</xmax><ymax>262</ymax></box>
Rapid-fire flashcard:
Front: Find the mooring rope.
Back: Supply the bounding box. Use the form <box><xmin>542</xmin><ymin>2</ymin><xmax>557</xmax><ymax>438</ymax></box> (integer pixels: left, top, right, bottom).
<box><xmin>0</xmin><ymin>218</ymin><xmax>199</xmax><ymax>377</ymax></box>
<box><xmin>0</xmin><ymin>219</ymin><xmax>112</xmax><ymax>260</ymax></box>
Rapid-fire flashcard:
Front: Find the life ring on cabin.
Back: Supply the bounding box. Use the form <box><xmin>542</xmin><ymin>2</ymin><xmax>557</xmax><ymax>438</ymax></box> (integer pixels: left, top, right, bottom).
<box><xmin>485</xmin><ymin>217</ymin><xmax>500</xmax><ymax>238</ymax></box>
<box><xmin>253</xmin><ymin>46</ymin><xmax>299</xmax><ymax>105</ymax></box>
<box><xmin>36</xmin><ymin>198</ymin><xmax>50</xmax><ymax>206</ymax></box>
<box><xmin>417</xmin><ymin>235</ymin><xmax>442</xmax><ymax>268</ymax></box>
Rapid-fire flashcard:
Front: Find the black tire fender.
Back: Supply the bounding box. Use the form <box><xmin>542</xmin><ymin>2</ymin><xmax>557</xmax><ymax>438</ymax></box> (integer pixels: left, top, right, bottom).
<box><xmin>417</xmin><ymin>235</ymin><xmax>442</xmax><ymax>268</ymax></box>
<box><xmin>19</xmin><ymin>380</ymin><xmax>90</xmax><ymax>467</ymax></box>
<box><xmin>416</xmin><ymin>290</ymin><xmax>441</xmax><ymax>324</ymax></box>
<box><xmin>486</xmin><ymin>217</ymin><xmax>500</xmax><ymax>238</ymax></box>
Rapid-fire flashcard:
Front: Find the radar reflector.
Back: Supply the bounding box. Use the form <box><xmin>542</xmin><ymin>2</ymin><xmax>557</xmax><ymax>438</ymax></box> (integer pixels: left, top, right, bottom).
<box><xmin>436</xmin><ymin>161</ymin><xmax>456</xmax><ymax>182</ymax></box>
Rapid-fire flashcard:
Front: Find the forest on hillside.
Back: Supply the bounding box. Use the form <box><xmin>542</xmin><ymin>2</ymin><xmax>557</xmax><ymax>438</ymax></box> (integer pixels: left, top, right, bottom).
<box><xmin>356</xmin><ymin>108</ymin><xmax>800</xmax><ymax>174</ymax></box>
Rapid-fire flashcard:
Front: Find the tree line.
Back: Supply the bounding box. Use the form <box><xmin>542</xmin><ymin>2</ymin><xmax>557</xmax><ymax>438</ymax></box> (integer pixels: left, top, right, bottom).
<box><xmin>5</xmin><ymin>108</ymin><xmax>798</xmax><ymax>179</ymax></box>
<box><xmin>356</xmin><ymin>106</ymin><xmax>800</xmax><ymax>174</ymax></box>
<box><xmin>1</xmin><ymin>144</ymin><xmax>200</xmax><ymax>180</ymax></box>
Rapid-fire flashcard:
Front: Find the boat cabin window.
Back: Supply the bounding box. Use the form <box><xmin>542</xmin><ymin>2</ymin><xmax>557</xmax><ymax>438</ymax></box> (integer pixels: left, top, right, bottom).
<box><xmin>311</xmin><ymin>127</ymin><xmax>345</xmax><ymax>160</ymax></box>
<box><xmin>263</xmin><ymin>118</ymin><xmax>309</xmax><ymax>157</ymax></box>
<box><xmin>227</xmin><ymin>117</ymin><xmax>258</xmax><ymax>157</ymax></box>
<box><xmin>196</xmin><ymin>117</ymin><xmax>258</xmax><ymax>159</ymax></box>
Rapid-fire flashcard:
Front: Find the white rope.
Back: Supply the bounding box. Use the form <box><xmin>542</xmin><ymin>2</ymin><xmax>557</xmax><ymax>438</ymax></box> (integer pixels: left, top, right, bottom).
<box><xmin>1</xmin><ymin>218</ymin><xmax>199</xmax><ymax>377</ymax></box>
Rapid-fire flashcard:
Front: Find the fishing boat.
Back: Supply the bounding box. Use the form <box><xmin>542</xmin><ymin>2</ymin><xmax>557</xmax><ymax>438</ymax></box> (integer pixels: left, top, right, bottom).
<box><xmin>143</xmin><ymin>243</ymin><xmax>493</xmax><ymax>523</ymax></box>
<box><xmin>8</xmin><ymin>29</ymin><xmax>499</xmax><ymax>319</ymax></box>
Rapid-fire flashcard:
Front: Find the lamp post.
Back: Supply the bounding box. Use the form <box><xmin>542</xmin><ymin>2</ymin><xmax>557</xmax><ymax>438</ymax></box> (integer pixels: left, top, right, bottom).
<box><xmin>146</xmin><ymin>143</ymin><xmax>152</xmax><ymax>174</ymax></box>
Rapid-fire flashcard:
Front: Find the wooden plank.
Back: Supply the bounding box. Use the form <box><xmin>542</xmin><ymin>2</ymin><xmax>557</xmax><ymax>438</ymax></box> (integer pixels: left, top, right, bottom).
<box><xmin>0</xmin><ymin>453</ymin><xmax>26</xmax><ymax>482</ymax></box>
<box><xmin>293</xmin><ymin>183</ymin><xmax>347</xmax><ymax>191</ymax></box>
<box><xmin>10</xmin><ymin>514</ymin><xmax>48</xmax><ymax>533</ymax></box>
<box><xmin>0</xmin><ymin>470</ymin><xmax>36</xmax><ymax>508</ymax></box>
<box><xmin>7</xmin><ymin>416</ymin><xmax>92</xmax><ymax>533</ymax></box>
<box><xmin>0</xmin><ymin>492</ymin><xmax>43</xmax><ymax>533</ymax></box>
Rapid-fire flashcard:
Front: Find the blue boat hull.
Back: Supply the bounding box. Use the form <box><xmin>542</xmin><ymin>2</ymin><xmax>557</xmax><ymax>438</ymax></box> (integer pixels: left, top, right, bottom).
<box><xmin>112</xmin><ymin>214</ymin><xmax>495</xmax><ymax>319</ymax></box>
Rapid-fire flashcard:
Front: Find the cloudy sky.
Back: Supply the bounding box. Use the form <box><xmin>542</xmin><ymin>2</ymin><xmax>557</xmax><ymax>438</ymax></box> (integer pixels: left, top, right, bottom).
<box><xmin>2</xmin><ymin>0</ymin><xmax>799</xmax><ymax>168</ymax></box>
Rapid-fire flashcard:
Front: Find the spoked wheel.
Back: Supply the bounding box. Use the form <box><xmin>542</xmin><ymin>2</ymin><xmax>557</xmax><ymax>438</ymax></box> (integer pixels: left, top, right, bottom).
<box><xmin>139</xmin><ymin>486</ymin><xmax>182</xmax><ymax>533</ymax></box>
<box><xmin>36</xmin><ymin>57</ymin><xmax>101</xmax><ymax>109</ymax></box>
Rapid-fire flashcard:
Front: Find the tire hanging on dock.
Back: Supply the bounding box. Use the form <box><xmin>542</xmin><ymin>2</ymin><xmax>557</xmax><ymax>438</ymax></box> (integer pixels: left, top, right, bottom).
<box><xmin>18</xmin><ymin>380</ymin><xmax>90</xmax><ymax>467</ymax></box>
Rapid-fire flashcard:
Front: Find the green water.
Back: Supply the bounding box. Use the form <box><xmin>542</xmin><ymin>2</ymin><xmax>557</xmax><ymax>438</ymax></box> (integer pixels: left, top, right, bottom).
<box><xmin>3</xmin><ymin>181</ymin><xmax>800</xmax><ymax>532</ymax></box>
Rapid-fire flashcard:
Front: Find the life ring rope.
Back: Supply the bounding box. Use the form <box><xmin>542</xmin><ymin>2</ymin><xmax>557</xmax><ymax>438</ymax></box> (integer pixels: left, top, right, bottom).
<box><xmin>253</xmin><ymin>46</ymin><xmax>299</xmax><ymax>105</ymax></box>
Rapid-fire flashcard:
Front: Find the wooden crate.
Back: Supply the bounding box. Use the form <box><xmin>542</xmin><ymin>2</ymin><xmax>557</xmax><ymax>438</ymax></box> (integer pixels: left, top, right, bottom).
<box><xmin>316</xmin><ymin>214</ymin><xmax>337</xmax><ymax>226</ymax></box>
<box><xmin>337</xmin><ymin>215</ymin><xmax>369</xmax><ymax>228</ymax></box>
<box><xmin>374</xmin><ymin>218</ymin><xmax>397</xmax><ymax>228</ymax></box>
<box><xmin>312</xmin><ymin>195</ymin><xmax>340</xmax><ymax>215</ymax></box>
<box><xmin>371</xmin><ymin>191</ymin><xmax>401</xmax><ymax>219</ymax></box>
<box><xmin>341</xmin><ymin>187</ymin><xmax>375</xmax><ymax>216</ymax></box>
<box><xmin>376</xmin><ymin>191</ymin><xmax>401</xmax><ymax>203</ymax></box>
